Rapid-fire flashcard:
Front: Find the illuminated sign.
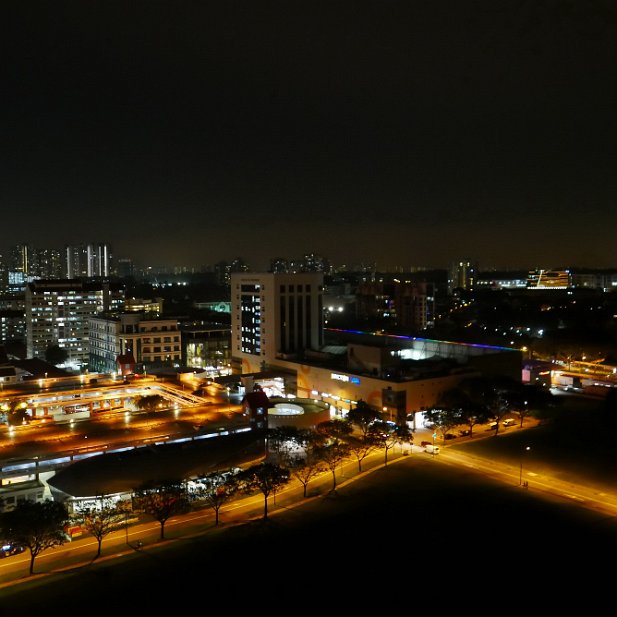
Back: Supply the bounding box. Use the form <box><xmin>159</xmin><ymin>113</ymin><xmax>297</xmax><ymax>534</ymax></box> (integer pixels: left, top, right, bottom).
<box><xmin>331</xmin><ymin>373</ymin><xmax>360</xmax><ymax>385</ymax></box>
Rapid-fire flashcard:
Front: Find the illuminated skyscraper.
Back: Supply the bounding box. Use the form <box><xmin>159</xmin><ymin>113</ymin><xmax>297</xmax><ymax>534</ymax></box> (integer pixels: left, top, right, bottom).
<box><xmin>448</xmin><ymin>259</ymin><xmax>477</xmax><ymax>294</ymax></box>
<box><xmin>64</xmin><ymin>243</ymin><xmax>112</xmax><ymax>279</ymax></box>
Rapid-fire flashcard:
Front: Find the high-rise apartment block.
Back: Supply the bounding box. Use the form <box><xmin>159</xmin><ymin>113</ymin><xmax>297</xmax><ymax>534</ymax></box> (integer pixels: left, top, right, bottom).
<box><xmin>448</xmin><ymin>259</ymin><xmax>477</xmax><ymax>294</ymax></box>
<box><xmin>213</xmin><ymin>258</ymin><xmax>251</xmax><ymax>287</ymax></box>
<box><xmin>65</xmin><ymin>243</ymin><xmax>112</xmax><ymax>278</ymax></box>
<box><xmin>355</xmin><ymin>280</ymin><xmax>435</xmax><ymax>331</ymax></box>
<box><xmin>25</xmin><ymin>279</ymin><xmax>125</xmax><ymax>371</ymax></box>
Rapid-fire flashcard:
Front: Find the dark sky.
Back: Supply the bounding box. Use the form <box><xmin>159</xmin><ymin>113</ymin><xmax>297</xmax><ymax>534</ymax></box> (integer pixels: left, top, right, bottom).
<box><xmin>2</xmin><ymin>1</ymin><xmax>616</xmax><ymax>271</ymax></box>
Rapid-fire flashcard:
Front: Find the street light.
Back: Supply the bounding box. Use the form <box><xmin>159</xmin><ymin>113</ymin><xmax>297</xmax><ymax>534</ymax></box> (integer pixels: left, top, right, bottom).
<box><xmin>519</xmin><ymin>446</ymin><xmax>531</xmax><ymax>486</ymax></box>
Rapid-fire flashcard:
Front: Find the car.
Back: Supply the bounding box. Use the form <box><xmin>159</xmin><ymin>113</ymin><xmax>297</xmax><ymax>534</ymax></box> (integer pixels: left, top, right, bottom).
<box><xmin>503</xmin><ymin>418</ymin><xmax>516</xmax><ymax>427</ymax></box>
<box><xmin>459</xmin><ymin>429</ymin><xmax>470</xmax><ymax>437</ymax></box>
<box><xmin>0</xmin><ymin>543</ymin><xmax>25</xmax><ymax>558</ymax></box>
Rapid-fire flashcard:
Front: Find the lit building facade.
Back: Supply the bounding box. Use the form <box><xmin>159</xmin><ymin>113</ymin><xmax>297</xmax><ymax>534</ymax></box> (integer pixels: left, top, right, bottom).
<box><xmin>231</xmin><ymin>271</ymin><xmax>324</xmax><ymax>373</ymax></box>
<box><xmin>124</xmin><ymin>297</ymin><xmax>164</xmax><ymax>316</ymax></box>
<box><xmin>527</xmin><ymin>269</ymin><xmax>571</xmax><ymax>289</ymax></box>
<box><xmin>89</xmin><ymin>312</ymin><xmax>181</xmax><ymax>374</ymax></box>
<box><xmin>64</xmin><ymin>243</ymin><xmax>112</xmax><ymax>279</ymax></box>
<box><xmin>448</xmin><ymin>259</ymin><xmax>477</xmax><ymax>294</ymax></box>
<box><xmin>0</xmin><ymin>308</ymin><xmax>25</xmax><ymax>345</ymax></box>
<box><xmin>25</xmin><ymin>280</ymin><xmax>125</xmax><ymax>371</ymax></box>
<box><xmin>181</xmin><ymin>322</ymin><xmax>231</xmax><ymax>375</ymax></box>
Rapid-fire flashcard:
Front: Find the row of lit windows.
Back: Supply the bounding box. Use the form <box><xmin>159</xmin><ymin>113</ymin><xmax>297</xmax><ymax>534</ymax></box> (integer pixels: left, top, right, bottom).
<box><xmin>90</xmin><ymin>344</ymin><xmax>120</xmax><ymax>354</ymax></box>
<box><xmin>143</xmin><ymin>346</ymin><xmax>180</xmax><ymax>353</ymax></box>
<box><xmin>140</xmin><ymin>353</ymin><xmax>181</xmax><ymax>360</ymax></box>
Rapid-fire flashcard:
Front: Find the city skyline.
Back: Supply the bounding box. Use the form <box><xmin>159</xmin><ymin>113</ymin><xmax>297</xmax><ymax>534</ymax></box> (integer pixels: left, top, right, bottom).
<box><xmin>3</xmin><ymin>240</ymin><xmax>617</xmax><ymax>276</ymax></box>
<box><xmin>2</xmin><ymin>2</ymin><xmax>616</xmax><ymax>271</ymax></box>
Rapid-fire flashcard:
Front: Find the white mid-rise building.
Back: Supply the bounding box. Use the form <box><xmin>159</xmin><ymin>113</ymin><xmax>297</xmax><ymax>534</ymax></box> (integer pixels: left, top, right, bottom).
<box><xmin>230</xmin><ymin>271</ymin><xmax>324</xmax><ymax>373</ymax></box>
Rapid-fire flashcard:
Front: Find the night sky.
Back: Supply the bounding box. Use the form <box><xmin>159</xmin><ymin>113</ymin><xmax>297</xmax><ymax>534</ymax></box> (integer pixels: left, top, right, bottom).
<box><xmin>2</xmin><ymin>1</ymin><xmax>616</xmax><ymax>271</ymax></box>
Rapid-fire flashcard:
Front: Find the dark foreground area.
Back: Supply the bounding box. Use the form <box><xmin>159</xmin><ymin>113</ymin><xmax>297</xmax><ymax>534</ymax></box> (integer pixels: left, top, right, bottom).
<box><xmin>3</xmin><ymin>451</ymin><xmax>617</xmax><ymax>612</ymax></box>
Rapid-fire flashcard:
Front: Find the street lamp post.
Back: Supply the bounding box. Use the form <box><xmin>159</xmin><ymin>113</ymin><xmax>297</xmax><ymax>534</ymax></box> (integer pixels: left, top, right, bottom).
<box><xmin>519</xmin><ymin>446</ymin><xmax>531</xmax><ymax>486</ymax></box>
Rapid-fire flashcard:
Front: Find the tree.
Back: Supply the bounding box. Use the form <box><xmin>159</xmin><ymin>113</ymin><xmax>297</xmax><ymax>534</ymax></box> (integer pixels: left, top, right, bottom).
<box><xmin>2</xmin><ymin>399</ymin><xmax>31</xmax><ymax>426</ymax></box>
<box><xmin>0</xmin><ymin>500</ymin><xmax>69</xmax><ymax>575</ymax></box>
<box><xmin>368</xmin><ymin>420</ymin><xmax>398</xmax><ymax>465</ymax></box>
<box><xmin>346</xmin><ymin>400</ymin><xmax>381</xmax><ymax>437</ymax></box>
<box><xmin>313</xmin><ymin>441</ymin><xmax>351</xmax><ymax>491</ymax></box>
<box><xmin>134</xmin><ymin>394</ymin><xmax>166</xmax><ymax>412</ymax></box>
<box><xmin>284</xmin><ymin>429</ymin><xmax>327</xmax><ymax>497</ymax></box>
<box><xmin>517</xmin><ymin>384</ymin><xmax>557</xmax><ymax>427</ymax></box>
<box><xmin>423</xmin><ymin>406</ymin><xmax>462</xmax><ymax>442</ymax></box>
<box><xmin>485</xmin><ymin>390</ymin><xmax>514</xmax><ymax>435</ymax></box>
<box><xmin>75</xmin><ymin>497</ymin><xmax>131</xmax><ymax>557</ymax></box>
<box><xmin>394</xmin><ymin>422</ymin><xmax>414</xmax><ymax>453</ymax></box>
<box><xmin>132</xmin><ymin>479</ymin><xmax>191</xmax><ymax>540</ymax></box>
<box><xmin>288</xmin><ymin>452</ymin><xmax>325</xmax><ymax>498</ymax></box>
<box><xmin>191</xmin><ymin>469</ymin><xmax>241</xmax><ymax>526</ymax></box>
<box><xmin>346</xmin><ymin>433</ymin><xmax>380</xmax><ymax>472</ymax></box>
<box><xmin>457</xmin><ymin>375</ymin><xmax>520</xmax><ymax>436</ymax></box>
<box><xmin>266</xmin><ymin>426</ymin><xmax>306</xmax><ymax>465</ymax></box>
<box><xmin>45</xmin><ymin>344</ymin><xmax>68</xmax><ymax>366</ymax></box>
<box><xmin>238</xmin><ymin>462</ymin><xmax>290</xmax><ymax>520</ymax></box>
<box><xmin>437</xmin><ymin>386</ymin><xmax>486</xmax><ymax>437</ymax></box>
<box><xmin>316</xmin><ymin>418</ymin><xmax>353</xmax><ymax>444</ymax></box>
